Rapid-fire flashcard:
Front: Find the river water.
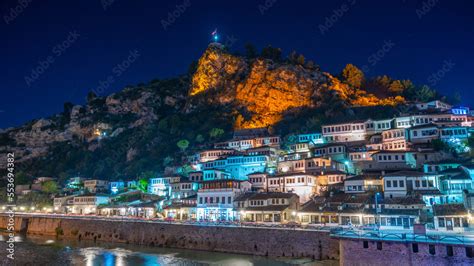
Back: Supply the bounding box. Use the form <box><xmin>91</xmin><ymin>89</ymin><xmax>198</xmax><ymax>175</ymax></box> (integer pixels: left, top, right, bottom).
<box><xmin>0</xmin><ymin>232</ymin><xmax>337</xmax><ymax>266</ymax></box>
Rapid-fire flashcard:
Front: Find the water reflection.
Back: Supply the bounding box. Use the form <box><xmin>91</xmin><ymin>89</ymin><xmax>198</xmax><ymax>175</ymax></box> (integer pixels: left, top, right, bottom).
<box><xmin>1</xmin><ymin>231</ymin><xmax>329</xmax><ymax>266</ymax></box>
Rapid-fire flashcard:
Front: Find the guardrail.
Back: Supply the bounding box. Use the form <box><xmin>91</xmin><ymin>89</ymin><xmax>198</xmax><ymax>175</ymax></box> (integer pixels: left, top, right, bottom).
<box><xmin>331</xmin><ymin>229</ymin><xmax>474</xmax><ymax>246</ymax></box>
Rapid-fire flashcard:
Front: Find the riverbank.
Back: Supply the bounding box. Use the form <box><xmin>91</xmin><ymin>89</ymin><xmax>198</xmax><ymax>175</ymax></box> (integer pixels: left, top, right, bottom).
<box><xmin>0</xmin><ymin>214</ymin><xmax>340</xmax><ymax>262</ymax></box>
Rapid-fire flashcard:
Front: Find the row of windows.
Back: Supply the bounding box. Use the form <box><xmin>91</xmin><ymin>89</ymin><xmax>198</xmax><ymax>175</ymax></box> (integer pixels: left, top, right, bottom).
<box><xmin>323</xmin><ymin>124</ymin><xmax>360</xmax><ymax>133</ymax></box>
<box><xmin>440</xmin><ymin>129</ymin><xmax>467</xmax><ymax>136</ymax></box>
<box><xmin>383</xmin><ymin>130</ymin><xmax>405</xmax><ymax>139</ymax></box>
<box><xmin>377</xmin><ymin>154</ymin><xmax>406</xmax><ymax>161</ymax></box>
<box><xmin>382</xmin><ymin>141</ymin><xmax>406</xmax><ymax>150</ymax></box>
<box><xmin>250</xmin><ymin>177</ymin><xmax>265</xmax><ymax>183</ymax></box>
<box><xmin>314</xmin><ymin>146</ymin><xmax>344</xmax><ymax>155</ymax></box>
<box><xmin>386</xmin><ymin>180</ymin><xmax>404</xmax><ymax>188</ymax></box>
<box><xmin>328</xmin><ymin>175</ymin><xmax>345</xmax><ymax>183</ymax></box>
<box><xmin>198</xmin><ymin>196</ymin><xmax>232</xmax><ymax>204</ymax></box>
<box><xmin>438</xmin><ymin>217</ymin><xmax>467</xmax><ymax>228</ymax></box>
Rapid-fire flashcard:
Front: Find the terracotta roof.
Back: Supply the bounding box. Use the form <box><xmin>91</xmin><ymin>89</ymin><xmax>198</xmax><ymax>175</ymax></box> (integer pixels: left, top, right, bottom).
<box><xmin>346</xmin><ymin>175</ymin><xmax>382</xmax><ymax>181</ymax></box>
<box><xmin>383</xmin><ymin>171</ymin><xmax>429</xmax><ymax>177</ymax></box>
<box><xmin>433</xmin><ymin>204</ymin><xmax>467</xmax><ymax>216</ymax></box>
<box><xmin>239</xmin><ymin>205</ymin><xmax>290</xmax><ymax>212</ymax></box>
<box><xmin>234</xmin><ymin>192</ymin><xmax>298</xmax><ymax>201</ymax></box>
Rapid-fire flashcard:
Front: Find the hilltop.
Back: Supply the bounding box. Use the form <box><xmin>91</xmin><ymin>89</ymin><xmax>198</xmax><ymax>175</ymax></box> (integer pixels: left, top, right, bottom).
<box><xmin>0</xmin><ymin>43</ymin><xmax>445</xmax><ymax>182</ymax></box>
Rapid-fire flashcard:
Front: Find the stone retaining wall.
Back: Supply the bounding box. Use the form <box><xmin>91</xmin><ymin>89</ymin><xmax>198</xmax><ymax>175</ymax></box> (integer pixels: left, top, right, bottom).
<box><xmin>0</xmin><ymin>215</ymin><xmax>339</xmax><ymax>260</ymax></box>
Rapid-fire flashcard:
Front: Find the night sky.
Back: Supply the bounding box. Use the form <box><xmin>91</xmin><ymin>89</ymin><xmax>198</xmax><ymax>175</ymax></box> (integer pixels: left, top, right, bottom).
<box><xmin>1</xmin><ymin>0</ymin><xmax>473</xmax><ymax>129</ymax></box>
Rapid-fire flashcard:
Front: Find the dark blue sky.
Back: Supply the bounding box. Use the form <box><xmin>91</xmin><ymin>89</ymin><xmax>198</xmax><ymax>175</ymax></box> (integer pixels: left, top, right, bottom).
<box><xmin>1</xmin><ymin>0</ymin><xmax>473</xmax><ymax>128</ymax></box>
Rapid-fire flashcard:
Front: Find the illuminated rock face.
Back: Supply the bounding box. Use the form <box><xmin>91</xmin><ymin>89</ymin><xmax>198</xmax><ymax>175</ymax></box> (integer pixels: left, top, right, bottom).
<box><xmin>190</xmin><ymin>44</ymin><xmax>405</xmax><ymax>129</ymax></box>
<box><xmin>190</xmin><ymin>44</ymin><xmax>326</xmax><ymax>128</ymax></box>
<box><xmin>190</xmin><ymin>43</ymin><xmax>247</xmax><ymax>96</ymax></box>
<box><xmin>235</xmin><ymin>59</ymin><xmax>323</xmax><ymax>128</ymax></box>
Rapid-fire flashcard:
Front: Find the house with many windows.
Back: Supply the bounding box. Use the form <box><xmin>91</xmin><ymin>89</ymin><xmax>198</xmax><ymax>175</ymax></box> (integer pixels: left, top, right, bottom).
<box><xmin>202</xmin><ymin>155</ymin><xmax>268</xmax><ymax>180</ymax></box>
<box><xmin>381</xmin><ymin>128</ymin><xmax>408</xmax><ymax>150</ymax></box>
<box><xmin>266</xmin><ymin>172</ymin><xmax>319</xmax><ymax>203</ymax></box>
<box><xmin>382</xmin><ymin>171</ymin><xmax>443</xmax><ymax>205</ymax></box>
<box><xmin>322</xmin><ymin>121</ymin><xmax>367</xmax><ymax>143</ymax></box>
<box><xmin>344</xmin><ymin>175</ymin><xmax>383</xmax><ymax>194</ymax></box>
<box><xmin>196</xmin><ymin>179</ymin><xmax>251</xmax><ymax>221</ymax></box>
<box><xmin>433</xmin><ymin>204</ymin><xmax>469</xmax><ymax>232</ymax></box>
<box><xmin>234</xmin><ymin>192</ymin><xmax>299</xmax><ymax>223</ymax></box>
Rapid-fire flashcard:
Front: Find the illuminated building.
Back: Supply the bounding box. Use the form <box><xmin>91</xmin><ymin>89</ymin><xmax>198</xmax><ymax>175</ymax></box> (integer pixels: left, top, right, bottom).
<box><xmin>234</xmin><ymin>192</ymin><xmax>299</xmax><ymax>223</ymax></box>
<box><xmin>381</xmin><ymin>128</ymin><xmax>408</xmax><ymax>150</ymax></box>
<box><xmin>344</xmin><ymin>175</ymin><xmax>383</xmax><ymax>194</ymax></box>
<box><xmin>84</xmin><ymin>179</ymin><xmax>109</xmax><ymax>193</ymax></box>
<box><xmin>214</xmin><ymin>136</ymin><xmax>280</xmax><ymax>151</ymax></box>
<box><xmin>164</xmin><ymin>195</ymin><xmax>197</xmax><ymax>220</ymax></box>
<box><xmin>148</xmin><ymin>176</ymin><xmax>180</xmax><ymax>196</ymax></box>
<box><xmin>70</xmin><ymin>194</ymin><xmax>110</xmax><ymax>214</ymax></box>
<box><xmin>266</xmin><ymin>173</ymin><xmax>319</xmax><ymax>203</ymax></box>
<box><xmin>196</xmin><ymin>179</ymin><xmax>251</xmax><ymax>221</ymax></box>
<box><xmin>202</xmin><ymin>155</ymin><xmax>269</xmax><ymax>180</ymax></box>
<box><xmin>109</xmin><ymin>181</ymin><xmax>125</xmax><ymax>194</ymax></box>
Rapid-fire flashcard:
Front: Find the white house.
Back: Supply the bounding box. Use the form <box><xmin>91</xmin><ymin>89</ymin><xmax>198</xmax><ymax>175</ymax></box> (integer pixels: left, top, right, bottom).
<box><xmin>70</xmin><ymin>194</ymin><xmax>110</xmax><ymax>214</ymax></box>
<box><xmin>344</xmin><ymin>175</ymin><xmax>383</xmax><ymax>194</ymax></box>
<box><xmin>322</xmin><ymin>121</ymin><xmax>367</xmax><ymax>143</ymax></box>
<box><xmin>84</xmin><ymin>179</ymin><xmax>109</xmax><ymax>193</ymax></box>
<box><xmin>407</xmin><ymin>124</ymin><xmax>439</xmax><ymax>144</ymax></box>
<box><xmin>196</xmin><ymin>179</ymin><xmax>251</xmax><ymax>221</ymax></box>
<box><xmin>268</xmin><ymin>173</ymin><xmax>319</xmax><ymax>203</ymax></box>
<box><xmin>381</xmin><ymin>128</ymin><xmax>408</xmax><ymax>150</ymax></box>
<box><xmin>415</xmin><ymin>100</ymin><xmax>451</xmax><ymax>111</ymax></box>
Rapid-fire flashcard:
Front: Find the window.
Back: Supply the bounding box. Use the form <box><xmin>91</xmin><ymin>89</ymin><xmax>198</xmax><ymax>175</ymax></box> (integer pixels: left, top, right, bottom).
<box><xmin>363</xmin><ymin>241</ymin><xmax>368</xmax><ymax>249</ymax></box>
<box><xmin>399</xmin><ymin>180</ymin><xmax>404</xmax><ymax>187</ymax></box>
<box><xmin>412</xmin><ymin>243</ymin><xmax>419</xmax><ymax>253</ymax></box>
<box><xmin>446</xmin><ymin>246</ymin><xmax>454</xmax><ymax>257</ymax></box>
<box><xmin>377</xmin><ymin>242</ymin><xmax>382</xmax><ymax>250</ymax></box>
<box><xmin>429</xmin><ymin>245</ymin><xmax>436</xmax><ymax>255</ymax></box>
<box><xmin>386</xmin><ymin>181</ymin><xmax>392</xmax><ymax>188</ymax></box>
<box><xmin>466</xmin><ymin>247</ymin><xmax>473</xmax><ymax>258</ymax></box>
<box><xmin>228</xmin><ymin>197</ymin><xmax>232</xmax><ymax>204</ymax></box>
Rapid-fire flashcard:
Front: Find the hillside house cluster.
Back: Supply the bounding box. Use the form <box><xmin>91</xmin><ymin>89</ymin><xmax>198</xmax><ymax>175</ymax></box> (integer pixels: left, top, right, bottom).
<box><xmin>51</xmin><ymin>101</ymin><xmax>474</xmax><ymax>231</ymax></box>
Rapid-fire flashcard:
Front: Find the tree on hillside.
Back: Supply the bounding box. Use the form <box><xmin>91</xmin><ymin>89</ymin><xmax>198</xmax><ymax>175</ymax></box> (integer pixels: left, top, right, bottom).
<box><xmin>244</xmin><ymin>43</ymin><xmax>257</xmax><ymax>58</ymax></box>
<box><xmin>176</xmin><ymin>139</ymin><xmax>190</xmax><ymax>152</ymax></box>
<box><xmin>234</xmin><ymin>114</ymin><xmax>245</xmax><ymax>130</ymax></box>
<box><xmin>209</xmin><ymin>128</ymin><xmax>225</xmax><ymax>140</ymax></box>
<box><xmin>415</xmin><ymin>85</ymin><xmax>437</xmax><ymax>102</ymax></box>
<box><xmin>389</xmin><ymin>80</ymin><xmax>405</xmax><ymax>95</ymax></box>
<box><xmin>41</xmin><ymin>180</ymin><xmax>59</xmax><ymax>194</ymax></box>
<box><xmin>296</xmin><ymin>54</ymin><xmax>305</xmax><ymax>66</ymax></box>
<box><xmin>195</xmin><ymin>134</ymin><xmax>204</xmax><ymax>143</ymax></box>
<box><xmin>341</xmin><ymin>64</ymin><xmax>365</xmax><ymax>89</ymax></box>
<box><xmin>63</xmin><ymin>102</ymin><xmax>74</xmax><ymax>115</ymax></box>
<box><xmin>468</xmin><ymin>135</ymin><xmax>474</xmax><ymax>156</ymax></box>
<box><xmin>15</xmin><ymin>171</ymin><xmax>30</xmax><ymax>185</ymax></box>
<box><xmin>137</xmin><ymin>171</ymin><xmax>155</xmax><ymax>192</ymax></box>
<box><xmin>261</xmin><ymin>45</ymin><xmax>282</xmax><ymax>62</ymax></box>
<box><xmin>87</xmin><ymin>91</ymin><xmax>97</xmax><ymax>103</ymax></box>
<box><xmin>305</xmin><ymin>60</ymin><xmax>317</xmax><ymax>70</ymax></box>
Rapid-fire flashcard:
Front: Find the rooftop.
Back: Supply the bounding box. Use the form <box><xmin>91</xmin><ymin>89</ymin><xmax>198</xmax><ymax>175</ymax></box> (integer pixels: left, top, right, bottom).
<box><xmin>433</xmin><ymin>204</ymin><xmax>467</xmax><ymax>216</ymax></box>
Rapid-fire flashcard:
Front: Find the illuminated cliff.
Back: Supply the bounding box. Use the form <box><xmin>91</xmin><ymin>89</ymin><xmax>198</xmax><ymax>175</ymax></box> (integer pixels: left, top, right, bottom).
<box><xmin>190</xmin><ymin>44</ymin><xmax>405</xmax><ymax>129</ymax></box>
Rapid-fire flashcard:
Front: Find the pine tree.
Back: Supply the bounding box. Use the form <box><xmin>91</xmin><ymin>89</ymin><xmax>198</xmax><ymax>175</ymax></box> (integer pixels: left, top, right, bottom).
<box><xmin>341</xmin><ymin>64</ymin><xmax>365</xmax><ymax>89</ymax></box>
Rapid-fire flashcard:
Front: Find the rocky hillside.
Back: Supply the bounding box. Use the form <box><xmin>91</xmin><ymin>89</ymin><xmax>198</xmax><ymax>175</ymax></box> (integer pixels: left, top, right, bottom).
<box><xmin>0</xmin><ymin>43</ymin><xmax>439</xmax><ymax>181</ymax></box>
